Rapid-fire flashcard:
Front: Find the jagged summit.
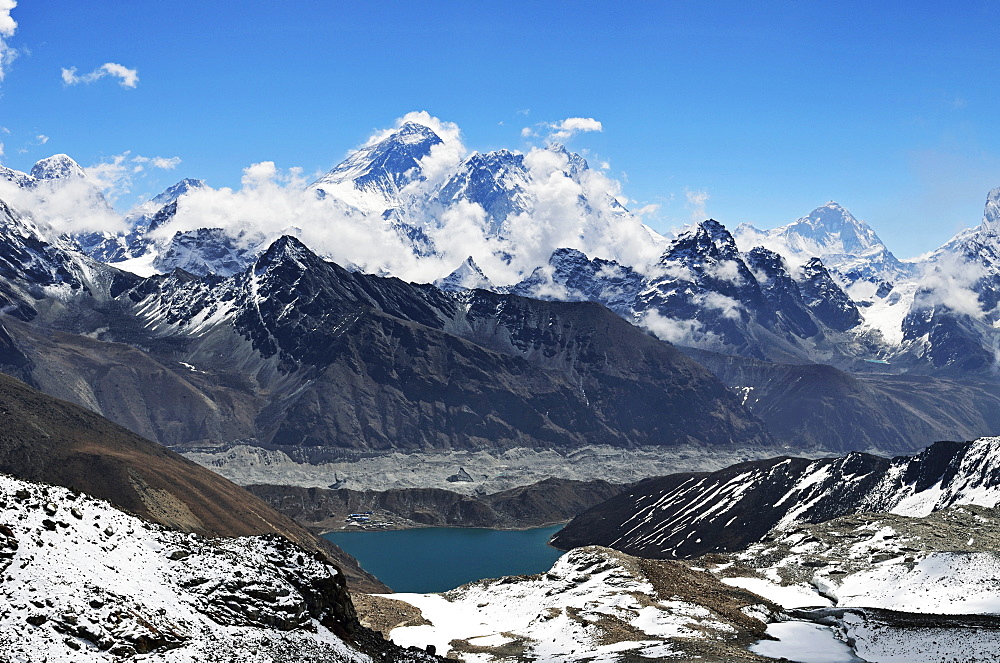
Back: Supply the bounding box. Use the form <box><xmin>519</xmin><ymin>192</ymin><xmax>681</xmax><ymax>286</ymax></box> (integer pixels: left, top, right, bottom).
<box><xmin>774</xmin><ymin>201</ymin><xmax>885</xmax><ymax>257</ymax></box>
<box><xmin>310</xmin><ymin>122</ymin><xmax>444</xmax><ymax>214</ymax></box>
<box><xmin>313</xmin><ymin>122</ymin><xmax>442</xmax><ymax>188</ymax></box>
<box><xmin>663</xmin><ymin>219</ymin><xmax>742</xmax><ymax>264</ymax></box>
<box><xmin>30</xmin><ymin>153</ymin><xmax>86</xmax><ymax>180</ymax></box>
<box><xmin>434</xmin><ymin>256</ymin><xmax>493</xmax><ymax>292</ymax></box>
<box><xmin>150</xmin><ymin>177</ymin><xmax>206</xmax><ymax>207</ymax></box>
<box><xmin>257</xmin><ymin>234</ymin><xmax>315</xmax><ymax>267</ymax></box>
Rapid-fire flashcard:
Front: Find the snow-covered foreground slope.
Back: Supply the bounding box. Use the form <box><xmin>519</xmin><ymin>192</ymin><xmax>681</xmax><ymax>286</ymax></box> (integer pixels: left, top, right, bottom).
<box><xmin>713</xmin><ymin>505</ymin><xmax>1000</xmax><ymax>662</ymax></box>
<box><xmin>370</xmin><ymin>546</ymin><xmax>778</xmax><ymax>662</ymax></box>
<box><xmin>0</xmin><ymin>473</ymin><xmax>412</xmax><ymax>663</ymax></box>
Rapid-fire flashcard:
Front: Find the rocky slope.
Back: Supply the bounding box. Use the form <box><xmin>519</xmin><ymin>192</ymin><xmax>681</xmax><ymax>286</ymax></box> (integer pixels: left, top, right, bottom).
<box><xmin>0</xmin><ymin>233</ymin><xmax>772</xmax><ymax>458</ymax></box>
<box><xmin>552</xmin><ymin>436</ymin><xmax>1000</xmax><ymax>558</ymax></box>
<box><xmin>0</xmin><ymin>369</ymin><xmax>384</xmax><ymax>592</ymax></box>
<box><xmin>247</xmin><ymin>478</ymin><xmax>624</xmax><ymax>531</ymax></box>
<box><xmin>0</xmin><ymin>474</ymin><xmax>437</xmax><ymax>662</ymax></box>
<box><xmin>685</xmin><ymin>347</ymin><xmax>1000</xmax><ymax>452</ymax></box>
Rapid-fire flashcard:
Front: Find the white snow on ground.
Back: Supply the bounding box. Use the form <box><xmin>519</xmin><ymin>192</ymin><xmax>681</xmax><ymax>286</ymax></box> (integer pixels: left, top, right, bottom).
<box><xmin>750</xmin><ymin>621</ymin><xmax>859</xmax><ymax>663</ymax></box>
<box><xmin>0</xmin><ymin>474</ymin><xmax>371</xmax><ymax>662</ymax></box>
<box><xmin>848</xmin><ymin>280</ymin><xmax>917</xmax><ymax>346</ymax></box>
<box><xmin>828</xmin><ymin>552</ymin><xmax>1000</xmax><ymax>614</ymax></box>
<box><xmin>839</xmin><ymin>612</ymin><xmax>1000</xmax><ymax>663</ymax></box>
<box><xmin>384</xmin><ymin>547</ymin><xmax>747</xmax><ymax>662</ymax></box>
<box><xmin>721</xmin><ymin>577</ymin><xmax>832</xmax><ymax>609</ymax></box>
<box><xmin>109</xmin><ymin>251</ymin><xmax>159</xmax><ymax>277</ymax></box>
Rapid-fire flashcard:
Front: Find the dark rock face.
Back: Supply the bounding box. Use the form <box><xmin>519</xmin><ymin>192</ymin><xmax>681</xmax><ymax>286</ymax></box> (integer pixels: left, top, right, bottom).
<box><xmin>516</xmin><ymin>221</ymin><xmax>865</xmax><ymax>364</ymax></box>
<box><xmin>513</xmin><ymin>248</ymin><xmax>644</xmax><ymax>317</ymax></box>
<box><xmin>745</xmin><ymin>247</ymin><xmax>818</xmax><ymax>339</ymax></box>
<box><xmin>95</xmin><ymin>235</ymin><xmax>771</xmax><ymax>454</ymax></box>
<box><xmin>436</xmin><ymin>150</ymin><xmax>530</xmax><ymax>233</ymax></box>
<box><xmin>685</xmin><ymin>348</ymin><xmax>1000</xmax><ymax>454</ymax></box>
<box><xmin>551</xmin><ymin>438</ymin><xmax>1000</xmax><ymax>559</ymax></box>
<box><xmin>153</xmin><ymin>227</ymin><xmax>256</xmax><ymax>277</ymax></box>
<box><xmin>248</xmin><ymin>478</ymin><xmax>624</xmax><ymax>530</ymax></box>
<box><xmin>798</xmin><ymin>257</ymin><xmax>862</xmax><ymax>331</ymax></box>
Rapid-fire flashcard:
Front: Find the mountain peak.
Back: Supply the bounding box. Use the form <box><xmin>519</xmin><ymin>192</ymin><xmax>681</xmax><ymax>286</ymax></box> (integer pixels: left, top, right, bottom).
<box><xmin>30</xmin><ymin>154</ymin><xmax>85</xmax><ymax>180</ymax></box>
<box><xmin>775</xmin><ymin>202</ymin><xmax>886</xmax><ymax>259</ymax></box>
<box><xmin>435</xmin><ymin>256</ymin><xmax>493</xmax><ymax>292</ymax></box>
<box><xmin>392</xmin><ymin>121</ymin><xmax>441</xmax><ymax>144</ymax></box>
<box><xmin>260</xmin><ymin>234</ymin><xmax>312</xmax><ymax>263</ymax></box>
<box><xmin>152</xmin><ymin>178</ymin><xmax>206</xmax><ymax>206</ymax></box>
<box><xmin>980</xmin><ymin>186</ymin><xmax>1000</xmax><ymax>234</ymax></box>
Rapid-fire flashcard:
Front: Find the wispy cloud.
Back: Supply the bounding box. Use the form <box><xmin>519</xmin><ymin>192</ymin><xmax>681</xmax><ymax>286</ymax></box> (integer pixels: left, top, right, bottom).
<box><xmin>522</xmin><ymin>116</ymin><xmax>604</xmax><ymax>143</ymax></box>
<box><xmin>685</xmin><ymin>188</ymin><xmax>710</xmax><ymax>221</ymax></box>
<box><xmin>0</xmin><ymin>0</ymin><xmax>18</xmax><ymax>82</ymax></box>
<box><xmin>61</xmin><ymin>62</ymin><xmax>139</xmax><ymax>88</ymax></box>
<box><xmin>134</xmin><ymin>155</ymin><xmax>181</xmax><ymax>170</ymax></box>
<box><xmin>35</xmin><ymin>134</ymin><xmax>48</xmax><ymax>144</ymax></box>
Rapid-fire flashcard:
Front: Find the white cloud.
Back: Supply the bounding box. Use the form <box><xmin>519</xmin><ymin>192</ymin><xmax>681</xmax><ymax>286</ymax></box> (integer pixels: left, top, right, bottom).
<box><xmin>134</xmin><ymin>155</ymin><xmax>181</xmax><ymax>170</ymax></box>
<box><xmin>0</xmin><ymin>0</ymin><xmax>17</xmax><ymax>82</ymax></box>
<box><xmin>914</xmin><ymin>254</ymin><xmax>988</xmax><ymax>319</ymax></box>
<box><xmin>685</xmin><ymin>188</ymin><xmax>709</xmax><ymax>221</ymax></box>
<box><xmin>362</xmin><ymin>110</ymin><xmax>459</xmax><ymax>147</ymax></box>
<box><xmin>639</xmin><ymin>310</ymin><xmax>722</xmax><ymax>348</ymax></box>
<box><xmin>0</xmin><ymin>166</ymin><xmax>124</xmax><ymax>235</ymax></box>
<box><xmin>153</xmin><ymin>161</ymin><xmax>437</xmax><ymax>282</ymax></box>
<box><xmin>547</xmin><ymin>117</ymin><xmax>603</xmax><ymax>142</ymax></box>
<box><xmin>35</xmin><ymin>134</ymin><xmax>48</xmax><ymax>144</ymax></box>
<box><xmin>0</xmin><ymin>142</ymin><xmax>4</xmax><ymax>157</ymax></box>
<box><xmin>698</xmin><ymin>292</ymin><xmax>743</xmax><ymax>319</ymax></box>
<box><xmin>632</xmin><ymin>203</ymin><xmax>661</xmax><ymax>218</ymax></box>
<box><xmin>705</xmin><ymin>259</ymin><xmax>744</xmax><ymax>284</ymax></box>
<box><xmin>61</xmin><ymin>62</ymin><xmax>139</xmax><ymax>88</ymax></box>
<box><xmin>520</xmin><ymin>117</ymin><xmax>605</xmax><ymax>144</ymax></box>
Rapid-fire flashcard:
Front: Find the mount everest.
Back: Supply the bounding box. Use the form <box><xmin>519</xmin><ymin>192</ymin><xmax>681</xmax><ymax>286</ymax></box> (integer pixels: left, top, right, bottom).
<box><xmin>0</xmin><ymin>116</ymin><xmax>999</xmax><ymax>464</ymax></box>
<box><xmin>4</xmin><ymin>117</ymin><xmax>997</xmax><ymax>378</ymax></box>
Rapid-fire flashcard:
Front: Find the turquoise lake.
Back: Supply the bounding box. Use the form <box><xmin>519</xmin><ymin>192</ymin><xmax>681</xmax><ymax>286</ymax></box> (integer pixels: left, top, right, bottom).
<box><xmin>323</xmin><ymin>525</ymin><xmax>565</xmax><ymax>593</ymax></box>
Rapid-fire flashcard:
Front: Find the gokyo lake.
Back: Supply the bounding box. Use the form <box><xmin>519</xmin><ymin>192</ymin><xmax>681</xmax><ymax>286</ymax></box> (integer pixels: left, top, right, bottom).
<box><xmin>324</xmin><ymin>525</ymin><xmax>565</xmax><ymax>593</ymax></box>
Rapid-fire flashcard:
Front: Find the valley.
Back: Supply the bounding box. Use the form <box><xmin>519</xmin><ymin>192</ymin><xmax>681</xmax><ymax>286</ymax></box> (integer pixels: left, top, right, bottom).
<box><xmin>3</xmin><ymin>117</ymin><xmax>1000</xmax><ymax>662</ymax></box>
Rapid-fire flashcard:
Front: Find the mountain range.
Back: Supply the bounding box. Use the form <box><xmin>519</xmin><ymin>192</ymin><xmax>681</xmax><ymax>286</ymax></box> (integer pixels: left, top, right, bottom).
<box><xmin>0</xmin><ymin>120</ymin><xmax>998</xmax><ymax>464</ymax></box>
<box><xmin>4</xmin><ymin>115</ymin><xmax>1000</xmax><ymax>662</ymax></box>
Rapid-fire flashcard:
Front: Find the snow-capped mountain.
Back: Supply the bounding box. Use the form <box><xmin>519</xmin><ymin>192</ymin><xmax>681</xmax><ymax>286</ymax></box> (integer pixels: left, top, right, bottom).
<box><xmin>552</xmin><ymin>436</ymin><xmax>1000</xmax><ymax>559</ymax></box>
<box><xmin>514</xmin><ymin>219</ymin><xmax>866</xmax><ymax>363</ymax></box>
<box><xmin>311</xmin><ymin>121</ymin><xmax>444</xmax><ymax>215</ymax></box>
<box><xmin>433</xmin><ymin>256</ymin><xmax>493</xmax><ymax>292</ymax></box>
<box><xmin>0</xmin><ymin>197</ymin><xmax>105</xmax><ymax>318</ymax></box>
<box><xmin>434</xmin><ymin>149</ymin><xmax>532</xmax><ymax>235</ymax></box>
<box><xmin>735</xmin><ymin>201</ymin><xmax>911</xmax><ymax>283</ymax></box>
<box><xmin>0</xmin><ymin>473</ymin><xmax>433</xmax><ymax>662</ymax></box>
<box><xmin>78</xmin><ymin>179</ymin><xmax>208</xmax><ymax>265</ymax></box>
<box><xmin>30</xmin><ymin>153</ymin><xmax>87</xmax><ymax>181</ymax></box>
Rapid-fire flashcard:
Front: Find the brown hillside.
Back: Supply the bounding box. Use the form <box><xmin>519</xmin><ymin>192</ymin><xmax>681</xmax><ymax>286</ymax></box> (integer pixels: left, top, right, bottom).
<box><xmin>0</xmin><ymin>371</ymin><xmax>386</xmax><ymax>592</ymax></box>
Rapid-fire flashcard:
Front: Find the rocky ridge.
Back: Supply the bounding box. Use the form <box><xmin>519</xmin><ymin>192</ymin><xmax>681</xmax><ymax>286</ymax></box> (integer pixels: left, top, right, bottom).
<box><xmin>369</xmin><ymin>546</ymin><xmax>778</xmax><ymax>662</ymax></box>
<box><xmin>552</xmin><ymin>436</ymin><xmax>1000</xmax><ymax>558</ymax></box>
<box><xmin>0</xmin><ymin>474</ymin><xmax>439</xmax><ymax>662</ymax></box>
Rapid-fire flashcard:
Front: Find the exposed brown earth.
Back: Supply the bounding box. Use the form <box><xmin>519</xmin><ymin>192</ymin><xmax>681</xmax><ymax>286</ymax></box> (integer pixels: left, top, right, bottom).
<box><xmin>0</xmin><ymin>371</ymin><xmax>386</xmax><ymax>593</ymax></box>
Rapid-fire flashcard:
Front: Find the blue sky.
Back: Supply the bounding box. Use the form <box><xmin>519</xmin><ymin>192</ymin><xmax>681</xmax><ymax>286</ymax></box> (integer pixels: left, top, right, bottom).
<box><xmin>1</xmin><ymin>0</ymin><xmax>999</xmax><ymax>258</ymax></box>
